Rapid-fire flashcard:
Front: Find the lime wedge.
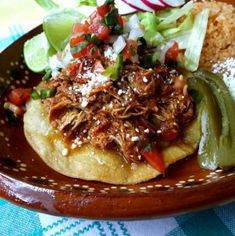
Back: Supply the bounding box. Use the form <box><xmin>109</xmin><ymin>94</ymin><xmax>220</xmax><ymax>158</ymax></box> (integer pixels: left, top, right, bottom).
<box><xmin>23</xmin><ymin>32</ymin><xmax>52</xmax><ymax>73</ymax></box>
<box><xmin>43</xmin><ymin>9</ymin><xmax>84</xmax><ymax>52</ymax></box>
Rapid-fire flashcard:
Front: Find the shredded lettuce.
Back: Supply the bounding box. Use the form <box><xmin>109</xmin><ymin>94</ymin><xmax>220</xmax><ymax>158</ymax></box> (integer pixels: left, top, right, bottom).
<box><xmin>167</xmin><ymin>31</ymin><xmax>191</xmax><ymax>49</ymax></box>
<box><xmin>79</xmin><ymin>0</ymin><xmax>97</xmax><ymax>6</ymax></box>
<box><xmin>162</xmin><ymin>12</ymin><xmax>193</xmax><ymax>39</ymax></box>
<box><xmin>138</xmin><ymin>12</ymin><xmax>165</xmax><ymax>46</ymax></box>
<box><xmin>156</xmin><ymin>1</ymin><xmax>194</xmax><ymax>29</ymax></box>
<box><xmin>35</xmin><ymin>0</ymin><xmax>96</xmax><ymax>11</ymax></box>
<box><xmin>137</xmin><ymin>0</ymin><xmax>208</xmax><ymax>72</ymax></box>
<box><xmin>184</xmin><ymin>9</ymin><xmax>210</xmax><ymax>72</ymax></box>
<box><xmin>138</xmin><ymin>1</ymin><xmax>194</xmax><ymax>47</ymax></box>
<box><xmin>35</xmin><ymin>0</ymin><xmax>59</xmax><ymax>11</ymax></box>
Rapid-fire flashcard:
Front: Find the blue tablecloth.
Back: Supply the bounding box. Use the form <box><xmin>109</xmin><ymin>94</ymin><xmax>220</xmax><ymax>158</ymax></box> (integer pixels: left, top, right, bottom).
<box><xmin>1</xmin><ymin>24</ymin><xmax>235</xmax><ymax>236</ymax></box>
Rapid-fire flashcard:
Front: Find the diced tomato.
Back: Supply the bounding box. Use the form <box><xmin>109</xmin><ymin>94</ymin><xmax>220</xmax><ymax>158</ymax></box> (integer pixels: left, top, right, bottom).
<box><xmin>118</xmin><ymin>16</ymin><xmax>124</xmax><ymax>26</ymax></box>
<box><xmin>72</xmin><ymin>51</ymin><xmax>83</xmax><ymax>59</ymax></box>
<box><xmin>123</xmin><ymin>47</ymin><xmax>131</xmax><ymax>61</ymax></box>
<box><xmin>70</xmin><ymin>35</ymin><xmax>86</xmax><ymax>47</ymax></box>
<box><xmin>140</xmin><ymin>144</ymin><xmax>165</xmax><ymax>174</ymax></box>
<box><xmin>97</xmin><ymin>4</ymin><xmax>110</xmax><ymax>18</ymax></box>
<box><xmin>93</xmin><ymin>60</ymin><xmax>104</xmax><ymax>73</ymax></box>
<box><xmin>89</xmin><ymin>22</ymin><xmax>110</xmax><ymax>41</ymax></box>
<box><xmin>159</xmin><ymin>128</ymin><xmax>179</xmax><ymax>142</ymax></box>
<box><xmin>72</xmin><ymin>43</ymin><xmax>100</xmax><ymax>59</ymax></box>
<box><xmin>72</xmin><ymin>22</ymin><xmax>90</xmax><ymax>36</ymax></box>
<box><xmin>89</xmin><ymin>11</ymin><xmax>102</xmax><ymax>24</ymax></box>
<box><xmin>165</xmin><ymin>42</ymin><xmax>179</xmax><ymax>62</ymax></box>
<box><xmin>123</xmin><ymin>40</ymin><xmax>138</xmax><ymax>60</ymax></box>
<box><xmin>84</xmin><ymin>43</ymin><xmax>100</xmax><ymax>58</ymax></box>
<box><xmin>69</xmin><ymin>61</ymin><xmax>81</xmax><ymax>77</ymax></box>
<box><xmin>8</xmin><ymin>88</ymin><xmax>31</xmax><ymax>106</ymax></box>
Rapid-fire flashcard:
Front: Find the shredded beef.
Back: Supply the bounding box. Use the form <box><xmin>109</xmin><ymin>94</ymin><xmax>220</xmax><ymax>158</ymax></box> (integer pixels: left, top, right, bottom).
<box><xmin>41</xmin><ymin>58</ymin><xmax>195</xmax><ymax>163</ymax></box>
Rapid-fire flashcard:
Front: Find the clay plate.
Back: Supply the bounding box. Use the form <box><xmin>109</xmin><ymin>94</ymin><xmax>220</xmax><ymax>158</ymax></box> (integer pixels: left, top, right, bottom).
<box><xmin>0</xmin><ymin>1</ymin><xmax>235</xmax><ymax>219</ymax></box>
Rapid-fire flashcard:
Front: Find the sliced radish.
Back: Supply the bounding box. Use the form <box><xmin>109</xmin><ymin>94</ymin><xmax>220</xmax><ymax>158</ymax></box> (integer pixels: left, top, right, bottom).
<box><xmin>121</xmin><ymin>0</ymin><xmax>154</xmax><ymax>12</ymax></box>
<box><xmin>115</xmin><ymin>0</ymin><xmax>137</xmax><ymax>15</ymax></box>
<box><xmin>141</xmin><ymin>0</ymin><xmax>165</xmax><ymax>10</ymax></box>
<box><xmin>96</xmin><ymin>0</ymin><xmax>106</xmax><ymax>6</ymax></box>
<box><xmin>159</xmin><ymin>0</ymin><xmax>185</xmax><ymax>7</ymax></box>
<box><xmin>96</xmin><ymin>0</ymin><xmax>137</xmax><ymax>15</ymax></box>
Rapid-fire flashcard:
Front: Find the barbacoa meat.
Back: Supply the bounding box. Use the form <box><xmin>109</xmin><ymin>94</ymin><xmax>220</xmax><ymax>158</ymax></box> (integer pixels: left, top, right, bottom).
<box><xmin>41</xmin><ymin>57</ymin><xmax>194</xmax><ymax>163</ymax></box>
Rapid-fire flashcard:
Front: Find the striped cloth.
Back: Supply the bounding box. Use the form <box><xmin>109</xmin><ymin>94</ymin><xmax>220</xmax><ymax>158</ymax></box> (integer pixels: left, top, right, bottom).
<box><xmin>1</xmin><ymin>24</ymin><xmax>235</xmax><ymax>236</ymax></box>
<box><xmin>1</xmin><ymin>197</ymin><xmax>235</xmax><ymax>236</ymax></box>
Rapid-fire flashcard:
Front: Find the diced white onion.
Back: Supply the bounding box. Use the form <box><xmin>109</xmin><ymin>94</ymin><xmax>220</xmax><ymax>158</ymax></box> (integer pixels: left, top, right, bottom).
<box><xmin>128</xmin><ymin>28</ymin><xmax>144</xmax><ymax>40</ymax></box>
<box><xmin>49</xmin><ymin>55</ymin><xmax>63</xmax><ymax>77</ymax></box>
<box><xmin>113</xmin><ymin>35</ymin><xmax>127</xmax><ymax>54</ymax></box>
<box><xmin>158</xmin><ymin>41</ymin><xmax>175</xmax><ymax>64</ymax></box>
<box><xmin>49</xmin><ymin>44</ymin><xmax>73</xmax><ymax>77</ymax></box>
<box><xmin>129</xmin><ymin>14</ymin><xmax>142</xmax><ymax>29</ymax></box>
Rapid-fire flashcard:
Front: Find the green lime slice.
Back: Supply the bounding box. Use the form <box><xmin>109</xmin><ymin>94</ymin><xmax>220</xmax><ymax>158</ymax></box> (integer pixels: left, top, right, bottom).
<box><xmin>23</xmin><ymin>32</ymin><xmax>52</xmax><ymax>73</ymax></box>
<box><xmin>43</xmin><ymin>9</ymin><xmax>84</xmax><ymax>52</ymax></box>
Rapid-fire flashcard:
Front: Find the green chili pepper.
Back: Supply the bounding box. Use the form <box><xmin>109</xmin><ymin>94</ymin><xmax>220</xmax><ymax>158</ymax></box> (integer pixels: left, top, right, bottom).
<box><xmin>194</xmin><ymin>70</ymin><xmax>235</xmax><ymax>169</ymax></box>
<box><xmin>188</xmin><ymin>76</ymin><xmax>221</xmax><ymax>170</ymax></box>
<box><xmin>90</xmin><ymin>34</ymin><xmax>101</xmax><ymax>45</ymax></box>
<box><xmin>103</xmin><ymin>8</ymin><xmax>119</xmax><ymax>27</ymax></box>
<box><xmin>31</xmin><ymin>89</ymin><xmax>41</xmax><ymax>100</ymax></box>
<box><xmin>103</xmin><ymin>54</ymin><xmax>123</xmax><ymax>80</ymax></box>
<box><xmin>42</xmin><ymin>68</ymin><xmax>52</xmax><ymax>81</ymax></box>
<box><xmin>188</xmin><ymin>70</ymin><xmax>235</xmax><ymax>170</ymax></box>
<box><xmin>70</xmin><ymin>41</ymin><xmax>88</xmax><ymax>54</ymax></box>
<box><xmin>31</xmin><ymin>88</ymin><xmax>56</xmax><ymax>100</ymax></box>
<box><xmin>142</xmin><ymin>53</ymin><xmax>159</xmax><ymax>69</ymax></box>
<box><xmin>40</xmin><ymin>88</ymin><xmax>56</xmax><ymax>99</ymax></box>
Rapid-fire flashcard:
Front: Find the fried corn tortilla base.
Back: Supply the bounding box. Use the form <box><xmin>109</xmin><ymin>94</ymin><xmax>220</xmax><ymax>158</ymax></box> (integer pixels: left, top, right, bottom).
<box><xmin>24</xmin><ymin>100</ymin><xmax>201</xmax><ymax>184</ymax></box>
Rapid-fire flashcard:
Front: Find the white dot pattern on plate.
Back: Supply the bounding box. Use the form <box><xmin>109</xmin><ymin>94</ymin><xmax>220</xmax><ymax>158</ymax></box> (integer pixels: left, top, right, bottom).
<box><xmin>1</xmin><ymin>59</ymin><xmax>235</xmax><ymax>195</ymax></box>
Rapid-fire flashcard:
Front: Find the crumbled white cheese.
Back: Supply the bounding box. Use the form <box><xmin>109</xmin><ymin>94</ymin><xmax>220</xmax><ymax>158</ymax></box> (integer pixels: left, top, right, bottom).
<box><xmin>78</xmin><ymin>72</ymin><xmax>109</xmax><ymax>108</ymax></box>
<box><xmin>104</xmin><ymin>46</ymin><xmax>118</xmax><ymax>61</ymax></box>
<box><xmin>131</xmin><ymin>136</ymin><xmax>140</xmax><ymax>142</ymax></box>
<box><xmin>49</xmin><ymin>44</ymin><xmax>73</xmax><ymax>78</ymax></box>
<box><xmin>143</xmin><ymin>76</ymin><xmax>148</xmax><ymax>83</ymax></box>
<box><xmin>71</xmin><ymin>143</ymin><xmax>77</xmax><ymax>149</ymax></box>
<box><xmin>144</xmin><ymin>128</ymin><xmax>150</xmax><ymax>133</ymax></box>
<box><xmin>62</xmin><ymin>148</ymin><xmax>69</xmax><ymax>156</ymax></box>
<box><xmin>212</xmin><ymin>57</ymin><xmax>235</xmax><ymax>100</ymax></box>
<box><xmin>117</xmin><ymin>89</ymin><xmax>124</xmax><ymax>95</ymax></box>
